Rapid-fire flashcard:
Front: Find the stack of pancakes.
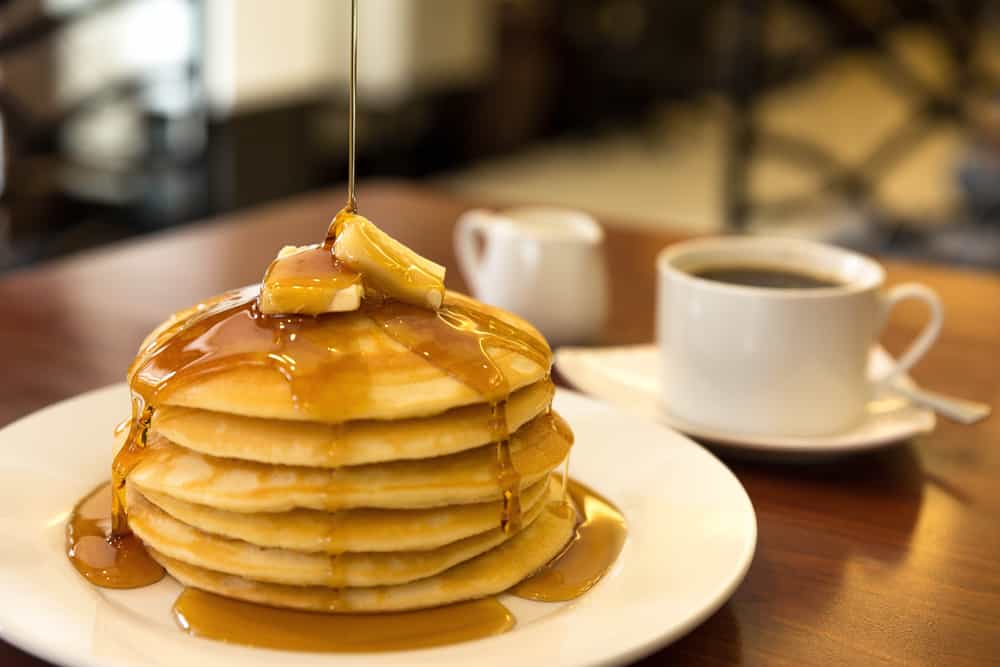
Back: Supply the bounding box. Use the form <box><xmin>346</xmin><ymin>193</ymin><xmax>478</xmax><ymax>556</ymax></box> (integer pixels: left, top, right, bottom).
<box><xmin>121</xmin><ymin>296</ymin><xmax>577</xmax><ymax>612</ymax></box>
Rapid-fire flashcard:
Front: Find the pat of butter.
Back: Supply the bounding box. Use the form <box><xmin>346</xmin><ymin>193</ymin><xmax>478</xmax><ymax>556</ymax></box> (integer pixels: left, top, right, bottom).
<box><xmin>259</xmin><ymin>245</ymin><xmax>364</xmax><ymax>315</ymax></box>
<box><xmin>332</xmin><ymin>212</ymin><xmax>446</xmax><ymax>310</ymax></box>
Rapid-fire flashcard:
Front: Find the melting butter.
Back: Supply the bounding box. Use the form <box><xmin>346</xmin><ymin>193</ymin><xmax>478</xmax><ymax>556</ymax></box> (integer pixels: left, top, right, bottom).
<box><xmin>331</xmin><ymin>210</ymin><xmax>446</xmax><ymax>310</ymax></box>
<box><xmin>259</xmin><ymin>245</ymin><xmax>363</xmax><ymax>315</ymax></box>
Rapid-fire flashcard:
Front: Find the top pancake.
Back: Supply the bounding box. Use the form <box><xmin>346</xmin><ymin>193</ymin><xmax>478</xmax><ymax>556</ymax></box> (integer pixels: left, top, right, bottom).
<box><xmin>136</xmin><ymin>289</ymin><xmax>551</xmax><ymax>424</ymax></box>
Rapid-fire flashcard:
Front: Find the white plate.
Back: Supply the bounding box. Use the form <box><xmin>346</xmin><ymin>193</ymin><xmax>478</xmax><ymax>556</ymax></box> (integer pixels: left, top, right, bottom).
<box><xmin>556</xmin><ymin>344</ymin><xmax>935</xmax><ymax>460</ymax></box>
<box><xmin>0</xmin><ymin>385</ymin><xmax>755</xmax><ymax>667</ymax></box>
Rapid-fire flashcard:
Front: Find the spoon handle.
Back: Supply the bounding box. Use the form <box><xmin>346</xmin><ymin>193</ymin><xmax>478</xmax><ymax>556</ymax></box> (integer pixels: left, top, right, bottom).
<box><xmin>889</xmin><ymin>382</ymin><xmax>991</xmax><ymax>425</ymax></box>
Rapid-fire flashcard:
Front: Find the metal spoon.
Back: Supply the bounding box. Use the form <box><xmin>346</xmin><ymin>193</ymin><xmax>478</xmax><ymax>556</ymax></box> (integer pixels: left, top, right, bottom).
<box><xmin>888</xmin><ymin>381</ymin><xmax>991</xmax><ymax>424</ymax></box>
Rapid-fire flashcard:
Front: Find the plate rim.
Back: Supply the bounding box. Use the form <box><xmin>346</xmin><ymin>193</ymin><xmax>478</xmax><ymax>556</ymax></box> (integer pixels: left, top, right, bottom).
<box><xmin>551</xmin><ymin>389</ymin><xmax>758</xmax><ymax>665</ymax></box>
<box><xmin>0</xmin><ymin>384</ymin><xmax>757</xmax><ymax>667</ymax></box>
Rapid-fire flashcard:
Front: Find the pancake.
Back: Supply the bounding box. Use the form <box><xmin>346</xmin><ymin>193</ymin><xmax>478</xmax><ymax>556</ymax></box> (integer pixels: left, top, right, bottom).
<box><xmin>126</xmin><ymin>482</ymin><xmax>551</xmax><ymax>587</ymax></box>
<box><xmin>148</xmin><ymin>497</ymin><xmax>577</xmax><ymax>612</ymax></box>
<box><xmin>135</xmin><ymin>477</ymin><xmax>550</xmax><ymax>553</ymax></box>
<box><xmin>151</xmin><ymin>380</ymin><xmax>554</xmax><ymax>467</ymax></box>
<box><xmin>129</xmin><ymin>411</ymin><xmax>572</xmax><ymax>513</ymax></box>
<box><xmin>72</xmin><ymin>210</ymin><xmax>603</xmax><ymax>621</ymax></box>
<box><xmin>143</xmin><ymin>290</ymin><xmax>551</xmax><ymax>424</ymax></box>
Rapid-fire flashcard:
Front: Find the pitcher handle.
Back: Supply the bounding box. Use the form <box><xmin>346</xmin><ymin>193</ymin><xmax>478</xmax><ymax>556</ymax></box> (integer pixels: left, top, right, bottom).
<box><xmin>454</xmin><ymin>209</ymin><xmax>497</xmax><ymax>295</ymax></box>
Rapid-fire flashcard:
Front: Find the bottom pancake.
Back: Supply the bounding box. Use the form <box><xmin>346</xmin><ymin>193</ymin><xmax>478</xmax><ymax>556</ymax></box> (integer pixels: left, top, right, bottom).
<box><xmin>127</xmin><ymin>482</ymin><xmax>551</xmax><ymax>587</ymax></box>
<box><xmin>149</xmin><ymin>497</ymin><xmax>577</xmax><ymax>612</ymax></box>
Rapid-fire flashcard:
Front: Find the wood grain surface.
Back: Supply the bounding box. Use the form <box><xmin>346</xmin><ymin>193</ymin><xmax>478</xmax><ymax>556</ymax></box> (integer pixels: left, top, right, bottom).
<box><xmin>1</xmin><ymin>182</ymin><xmax>997</xmax><ymax>666</ymax></box>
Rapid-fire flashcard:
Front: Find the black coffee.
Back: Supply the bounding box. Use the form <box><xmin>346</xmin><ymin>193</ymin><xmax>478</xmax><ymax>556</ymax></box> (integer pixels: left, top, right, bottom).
<box><xmin>692</xmin><ymin>265</ymin><xmax>841</xmax><ymax>289</ymax></box>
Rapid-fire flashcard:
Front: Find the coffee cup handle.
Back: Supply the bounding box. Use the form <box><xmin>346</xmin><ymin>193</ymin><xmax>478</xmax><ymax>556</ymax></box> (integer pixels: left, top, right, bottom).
<box><xmin>872</xmin><ymin>283</ymin><xmax>944</xmax><ymax>386</ymax></box>
<box><xmin>454</xmin><ymin>209</ymin><xmax>495</xmax><ymax>294</ymax></box>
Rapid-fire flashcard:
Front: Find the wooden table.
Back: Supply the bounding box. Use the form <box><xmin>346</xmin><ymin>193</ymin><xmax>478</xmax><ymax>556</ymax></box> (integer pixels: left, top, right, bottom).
<box><xmin>1</xmin><ymin>182</ymin><xmax>998</xmax><ymax>666</ymax></box>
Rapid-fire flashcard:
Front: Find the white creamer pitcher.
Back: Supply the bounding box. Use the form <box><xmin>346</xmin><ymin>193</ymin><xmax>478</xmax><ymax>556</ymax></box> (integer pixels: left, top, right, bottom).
<box><xmin>454</xmin><ymin>207</ymin><xmax>608</xmax><ymax>346</ymax></box>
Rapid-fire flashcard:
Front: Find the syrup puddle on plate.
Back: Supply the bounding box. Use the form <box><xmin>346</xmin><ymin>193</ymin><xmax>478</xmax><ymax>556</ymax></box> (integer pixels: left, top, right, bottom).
<box><xmin>173</xmin><ymin>589</ymin><xmax>514</xmax><ymax>652</ymax></box>
<box><xmin>512</xmin><ymin>479</ymin><xmax>627</xmax><ymax>602</ymax></box>
<box><xmin>66</xmin><ymin>482</ymin><xmax>164</xmax><ymax>589</ymax></box>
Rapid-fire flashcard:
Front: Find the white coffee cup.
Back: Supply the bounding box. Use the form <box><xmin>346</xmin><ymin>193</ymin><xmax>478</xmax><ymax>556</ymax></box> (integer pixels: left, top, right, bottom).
<box><xmin>656</xmin><ymin>237</ymin><xmax>943</xmax><ymax>437</ymax></box>
<box><xmin>455</xmin><ymin>207</ymin><xmax>608</xmax><ymax>345</ymax></box>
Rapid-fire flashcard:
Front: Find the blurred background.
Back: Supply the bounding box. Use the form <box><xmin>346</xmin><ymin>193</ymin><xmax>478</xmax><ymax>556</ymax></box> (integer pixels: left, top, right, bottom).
<box><xmin>1</xmin><ymin>0</ymin><xmax>999</xmax><ymax>271</ymax></box>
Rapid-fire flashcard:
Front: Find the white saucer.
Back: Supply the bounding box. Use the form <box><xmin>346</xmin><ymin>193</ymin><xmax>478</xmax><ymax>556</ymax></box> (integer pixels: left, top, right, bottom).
<box><xmin>0</xmin><ymin>384</ymin><xmax>755</xmax><ymax>667</ymax></box>
<box><xmin>556</xmin><ymin>345</ymin><xmax>935</xmax><ymax>459</ymax></box>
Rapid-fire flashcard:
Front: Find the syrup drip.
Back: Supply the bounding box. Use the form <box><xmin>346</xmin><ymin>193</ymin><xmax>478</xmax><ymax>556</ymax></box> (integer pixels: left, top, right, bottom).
<box><xmin>560</xmin><ymin>452</ymin><xmax>571</xmax><ymax>501</ymax></box>
<box><xmin>491</xmin><ymin>401</ymin><xmax>521</xmax><ymax>534</ymax></box>
<box><xmin>324</xmin><ymin>207</ymin><xmax>353</xmax><ymax>248</ymax></box>
<box><xmin>511</xmin><ymin>479</ymin><xmax>626</xmax><ymax>602</ymax></box>
<box><xmin>367</xmin><ymin>297</ymin><xmax>549</xmax><ymax>532</ymax></box>
<box><xmin>113</xmin><ymin>288</ymin><xmax>256</xmax><ymax>531</ymax></box>
<box><xmin>66</xmin><ymin>482</ymin><xmax>164</xmax><ymax>588</ymax></box>
<box><xmin>173</xmin><ymin>588</ymin><xmax>514</xmax><ymax>652</ymax></box>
